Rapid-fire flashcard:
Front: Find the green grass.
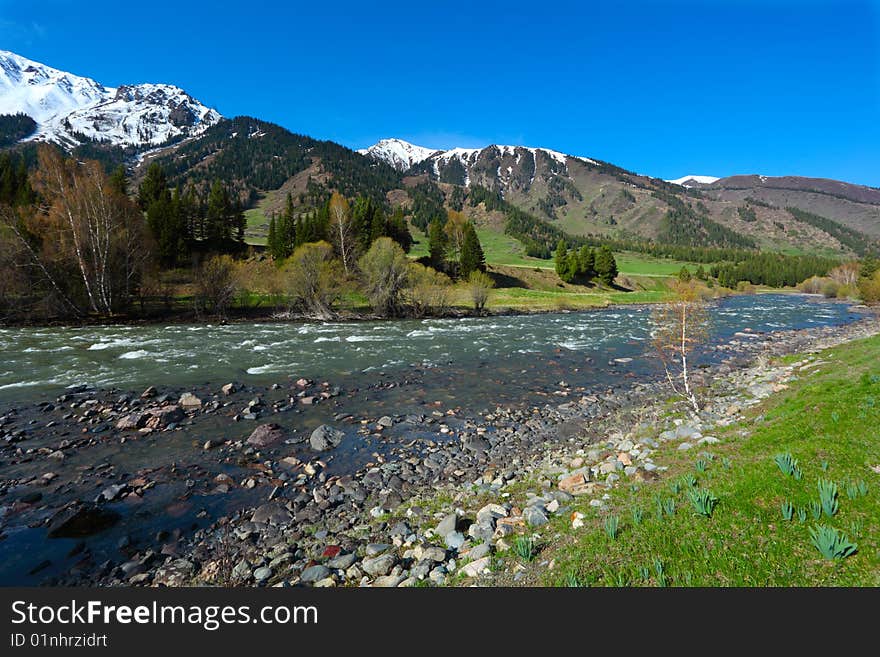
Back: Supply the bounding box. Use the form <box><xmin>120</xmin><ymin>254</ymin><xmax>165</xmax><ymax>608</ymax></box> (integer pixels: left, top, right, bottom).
<box><xmin>244</xmin><ymin>207</ymin><xmax>269</xmax><ymax>245</ymax></box>
<box><xmin>614</xmin><ymin>252</ymin><xmax>698</xmax><ymax>277</ymax></box>
<box><xmin>545</xmin><ymin>334</ymin><xmax>880</xmax><ymax>586</ymax></box>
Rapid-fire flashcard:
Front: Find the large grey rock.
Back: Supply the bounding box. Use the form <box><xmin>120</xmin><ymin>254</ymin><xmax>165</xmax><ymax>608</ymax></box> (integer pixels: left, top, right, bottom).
<box><xmin>476</xmin><ymin>503</ymin><xmax>507</xmax><ymax>526</ymax></box>
<box><xmin>253</xmin><ymin>566</ymin><xmax>273</xmax><ymax>582</ymax></box>
<box><xmin>524</xmin><ymin>506</ymin><xmax>549</xmax><ymax>527</ymax></box>
<box><xmin>46</xmin><ymin>503</ymin><xmax>119</xmax><ymax>538</ymax></box>
<box><xmin>327</xmin><ymin>553</ymin><xmax>357</xmax><ymax>570</ymax></box>
<box><xmin>435</xmin><ymin>513</ymin><xmax>458</xmax><ymax>537</ymax></box>
<box><xmin>361</xmin><ymin>554</ymin><xmax>397</xmax><ymax>577</ymax></box>
<box><xmin>246</xmin><ymin>423</ymin><xmax>285</xmax><ymax>448</ymax></box>
<box><xmin>461</xmin><ymin>557</ymin><xmax>491</xmax><ymax>578</ymax></box>
<box><xmin>250</xmin><ymin>503</ymin><xmax>292</xmax><ymax>526</ymax></box>
<box><xmin>421</xmin><ymin>546</ymin><xmax>448</xmax><ymax>563</ymax></box>
<box><xmin>300</xmin><ymin>565</ymin><xmax>331</xmax><ymax>583</ymax></box>
<box><xmin>309</xmin><ymin>425</ymin><xmax>344</xmax><ymax>451</ymax></box>
<box><xmin>95</xmin><ymin>484</ymin><xmax>128</xmax><ymax>503</ymax></box>
<box><xmin>468</xmin><ymin>523</ymin><xmax>494</xmax><ymax>543</ymax></box>
<box><xmin>445</xmin><ymin>531</ymin><xmax>465</xmax><ymax>550</ymax></box>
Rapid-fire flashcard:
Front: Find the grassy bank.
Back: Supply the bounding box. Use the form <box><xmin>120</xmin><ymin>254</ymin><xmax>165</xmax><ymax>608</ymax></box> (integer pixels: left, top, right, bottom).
<box><xmin>533</xmin><ymin>334</ymin><xmax>880</xmax><ymax>586</ymax></box>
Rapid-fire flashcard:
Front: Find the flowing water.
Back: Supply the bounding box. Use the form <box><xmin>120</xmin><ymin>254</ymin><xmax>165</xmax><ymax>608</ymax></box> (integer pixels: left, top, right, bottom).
<box><xmin>0</xmin><ymin>293</ymin><xmax>868</xmax><ymax>585</ymax></box>
<box><xmin>0</xmin><ymin>294</ymin><xmax>865</xmax><ymax>409</ymax></box>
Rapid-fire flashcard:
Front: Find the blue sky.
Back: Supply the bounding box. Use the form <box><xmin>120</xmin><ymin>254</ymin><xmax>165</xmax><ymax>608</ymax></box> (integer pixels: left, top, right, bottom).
<box><xmin>2</xmin><ymin>0</ymin><xmax>879</xmax><ymax>185</ymax></box>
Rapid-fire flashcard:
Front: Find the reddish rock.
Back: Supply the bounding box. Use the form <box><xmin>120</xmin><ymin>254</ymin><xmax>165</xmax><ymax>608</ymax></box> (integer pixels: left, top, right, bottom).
<box><xmin>559</xmin><ymin>472</ymin><xmax>591</xmax><ymax>495</ymax></box>
<box><xmin>246</xmin><ymin>423</ymin><xmax>285</xmax><ymax>448</ymax></box>
<box><xmin>321</xmin><ymin>545</ymin><xmax>342</xmax><ymax>558</ymax></box>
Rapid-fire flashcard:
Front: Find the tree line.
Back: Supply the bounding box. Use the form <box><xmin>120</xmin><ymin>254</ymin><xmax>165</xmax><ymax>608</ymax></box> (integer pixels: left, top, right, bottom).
<box><xmin>554</xmin><ymin>239</ymin><xmax>618</xmax><ymax>285</ymax></box>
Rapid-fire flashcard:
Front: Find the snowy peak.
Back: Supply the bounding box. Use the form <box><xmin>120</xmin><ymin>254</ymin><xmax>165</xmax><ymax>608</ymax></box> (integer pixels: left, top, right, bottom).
<box><xmin>665</xmin><ymin>174</ymin><xmax>720</xmax><ymax>187</ymax></box>
<box><xmin>359</xmin><ymin>139</ymin><xmax>601</xmax><ymax>194</ymax></box>
<box><xmin>357</xmin><ymin>138</ymin><xmax>439</xmax><ymax>171</ymax></box>
<box><xmin>0</xmin><ymin>50</ymin><xmax>109</xmax><ymax>126</ymax></box>
<box><xmin>0</xmin><ymin>50</ymin><xmax>221</xmax><ymax>148</ymax></box>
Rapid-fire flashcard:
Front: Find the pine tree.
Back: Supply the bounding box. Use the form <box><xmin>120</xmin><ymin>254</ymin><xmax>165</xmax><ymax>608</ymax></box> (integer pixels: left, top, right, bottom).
<box><xmin>206</xmin><ymin>179</ymin><xmax>231</xmax><ymax>245</ymax></box>
<box><xmin>578</xmin><ymin>245</ymin><xmax>595</xmax><ymax>280</ymax></box>
<box><xmin>138</xmin><ymin>163</ymin><xmax>168</xmax><ymax>210</ymax></box>
<box><xmin>594</xmin><ymin>246</ymin><xmax>618</xmax><ymax>285</ymax></box>
<box><xmin>459</xmin><ymin>223</ymin><xmax>486</xmax><ymax>278</ymax></box>
<box><xmin>678</xmin><ymin>266</ymin><xmax>693</xmax><ymax>282</ymax></box>
<box><xmin>555</xmin><ymin>239</ymin><xmax>568</xmax><ymax>279</ymax></box>
<box><xmin>109</xmin><ymin>165</ymin><xmax>127</xmax><ymax>196</ymax></box>
<box><xmin>428</xmin><ymin>218</ymin><xmax>448</xmax><ymax>270</ymax></box>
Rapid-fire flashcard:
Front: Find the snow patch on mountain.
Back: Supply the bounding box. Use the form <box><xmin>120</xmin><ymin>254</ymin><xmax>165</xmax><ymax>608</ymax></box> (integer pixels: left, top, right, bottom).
<box><xmin>0</xmin><ymin>50</ymin><xmax>221</xmax><ymax>148</ymax></box>
<box><xmin>666</xmin><ymin>174</ymin><xmax>721</xmax><ymax>187</ymax></box>
<box><xmin>357</xmin><ymin>138</ymin><xmax>439</xmax><ymax>171</ymax></box>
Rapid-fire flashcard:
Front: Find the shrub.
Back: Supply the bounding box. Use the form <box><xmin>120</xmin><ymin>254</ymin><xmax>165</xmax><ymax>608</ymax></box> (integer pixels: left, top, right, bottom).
<box><xmin>466</xmin><ymin>270</ymin><xmax>494</xmax><ymax>313</ymax></box>
<box><xmin>358</xmin><ymin>237</ymin><xmax>411</xmax><ymax>316</ymax></box>
<box><xmin>407</xmin><ymin>263</ymin><xmax>451</xmax><ymax>317</ymax></box>
<box><xmin>821</xmin><ymin>279</ymin><xmax>840</xmax><ymax>298</ymax></box>
<box><xmin>195</xmin><ymin>255</ymin><xmax>238</xmax><ymax>318</ymax></box>
<box><xmin>282</xmin><ymin>241</ymin><xmax>340</xmax><ymax>319</ymax></box>
<box><xmin>859</xmin><ymin>270</ymin><xmax>880</xmax><ymax>303</ymax></box>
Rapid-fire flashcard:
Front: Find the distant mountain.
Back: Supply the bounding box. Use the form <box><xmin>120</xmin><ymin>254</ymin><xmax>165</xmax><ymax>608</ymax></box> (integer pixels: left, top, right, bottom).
<box><xmin>358</xmin><ymin>138</ymin><xmax>438</xmax><ymax>171</ymax></box>
<box><xmin>1</xmin><ymin>51</ymin><xmax>877</xmax><ymax>258</ymax></box>
<box><xmin>666</xmin><ymin>174</ymin><xmax>721</xmax><ymax>187</ymax></box>
<box><xmin>356</xmin><ymin>137</ymin><xmax>880</xmax><ymax>254</ymax></box>
<box><xmin>0</xmin><ymin>50</ymin><xmax>221</xmax><ymax>148</ymax></box>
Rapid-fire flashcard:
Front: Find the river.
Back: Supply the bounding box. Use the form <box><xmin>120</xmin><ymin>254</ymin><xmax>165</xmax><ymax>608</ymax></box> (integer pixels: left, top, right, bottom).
<box><xmin>0</xmin><ymin>293</ymin><xmax>869</xmax><ymax>585</ymax></box>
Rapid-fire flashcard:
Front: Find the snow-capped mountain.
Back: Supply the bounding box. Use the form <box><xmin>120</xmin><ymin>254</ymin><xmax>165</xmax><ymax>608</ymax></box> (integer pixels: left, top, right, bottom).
<box><xmin>0</xmin><ymin>50</ymin><xmax>221</xmax><ymax>148</ymax></box>
<box><xmin>360</xmin><ymin>138</ymin><xmax>601</xmax><ymax>196</ymax></box>
<box><xmin>357</xmin><ymin>138</ymin><xmax>439</xmax><ymax>171</ymax></box>
<box><xmin>665</xmin><ymin>174</ymin><xmax>721</xmax><ymax>187</ymax></box>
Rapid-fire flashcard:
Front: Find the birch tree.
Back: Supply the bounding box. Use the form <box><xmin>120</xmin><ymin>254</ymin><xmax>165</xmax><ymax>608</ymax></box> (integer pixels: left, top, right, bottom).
<box><xmin>328</xmin><ymin>192</ymin><xmax>354</xmax><ymax>276</ymax></box>
<box><xmin>651</xmin><ymin>282</ymin><xmax>710</xmax><ymax>414</ymax></box>
<box><xmin>27</xmin><ymin>146</ymin><xmax>147</xmax><ymax>317</ymax></box>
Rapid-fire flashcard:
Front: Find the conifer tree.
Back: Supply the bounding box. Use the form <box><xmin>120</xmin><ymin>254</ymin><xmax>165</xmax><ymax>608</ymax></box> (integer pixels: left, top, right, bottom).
<box><xmin>459</xmin><ymin>222</ymin><xmax>486</xmax><ymax>278</ymax></box>
<box><xmin>428</xmin><ymin>218</ymin><xmax>448</xmax><ymax>270</ymax></box>
<box><xmin>594</xmin><ymin>246</ymin><xmax>618</xmax><ymax>285</ymax></box>
<box><xmin>555</xmin><ymin>239</ymin><xmax>568</xmax><ymax>279</ymax></box>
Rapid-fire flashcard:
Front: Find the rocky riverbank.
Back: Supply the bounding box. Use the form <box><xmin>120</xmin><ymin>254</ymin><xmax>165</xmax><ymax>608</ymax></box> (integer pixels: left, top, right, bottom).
<box><xmin>1</xmin><ymin>310</ymin><xmax>878</xmax><ymax>586</ymax></box>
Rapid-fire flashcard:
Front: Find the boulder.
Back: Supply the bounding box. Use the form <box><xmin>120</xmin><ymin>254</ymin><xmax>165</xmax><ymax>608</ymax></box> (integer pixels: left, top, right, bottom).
<box><xmin>558</xmin><ymin>472</ymin><xmax>591</xmax><ymax>495</ymax></box>
<box><xmin>309</xmin><ymin>425</ymin><xmax>344</xmax><ymax>451</ymax></box>
<box><xmin>361</xmin><ymin>554</ymin><xmax>397</xmax><ymax>577</ymax></box>
<box><xmin>47</xmin><ymin>503</ymin><xmax>120</xmax><ymax>538</ymax></box>
<box><xmin>250</xmin><ymin>503</ymin><xmax>292</xmax><ymax>526</ymax></box>
<box><xmin>178</xmin><ymin>393</ymin><xmax>202</xmax><ymax>409</ymax></box>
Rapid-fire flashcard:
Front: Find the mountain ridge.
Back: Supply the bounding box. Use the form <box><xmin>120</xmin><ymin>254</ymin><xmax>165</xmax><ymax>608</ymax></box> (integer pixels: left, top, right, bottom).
<box><xmin>0</xmin><ymin>50</ymin><xmax>221</xmax><ymax>148</ymax></box>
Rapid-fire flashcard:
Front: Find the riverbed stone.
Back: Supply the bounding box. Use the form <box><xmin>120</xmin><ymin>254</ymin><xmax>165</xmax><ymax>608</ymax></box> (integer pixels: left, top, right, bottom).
<box><xmin>361</xmin><ymin>554</ymin><xmax>397</xmax><ymax>577</ymax></box>
<box><xmin>250</xmin><ymin>503</ymin><xmax>292</xmax><ymax>526</ymax></box>
<box><xmin>300</xmin><ymin>565</ymin><xmax>331</xmax><ymax>583</ymax></box>
<box><xmin>327</xmin><ymin>553</ymin><xmax>357</xmax><ymax>570</ymax></box>
<box><xmin>309</xmin><ymin>425</ymin><xmax>344</xmax><ymax>451</ymax></box>
<box><xmin>246</xmin><ymin>423</ymin><xmax>285</xmax><ymax>448</ymax></box>
<box><xmin>47</xmin><ymin>503</ymin><xmax>120</xmax><ymax>538</ymax></box>
<box><xmin>178</xmin><ymin>393</ymin><xmax>202</xmax><ymax>409</ymax></box>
